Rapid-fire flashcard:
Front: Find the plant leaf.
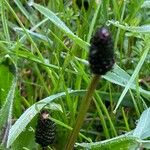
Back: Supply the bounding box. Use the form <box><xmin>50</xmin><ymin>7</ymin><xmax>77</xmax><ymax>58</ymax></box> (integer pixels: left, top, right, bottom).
<box><xmin>108</xmin><ymin>20</ymin><xmax>150</xmax><ymax>33</ymax></box>
<box><xmin>13</xmin><ymin>27</ymin><xmax>53</xmax><ymax>44</ymax></box>
<box><xmin>76</xmin><ymin>134</ymin><xmax>140</xmax><ymax>150</ymax></box>
<box><xmin>31</xmin><ymin>2</ymin><xmax>89</xmax><ymax>50</ymax></box>
<box><xmin>141</xmin><ymin>1</ymin><xmax>150</xmax><ymax>8</ymax></box>
<box><xmin>0</xmin><ymin>56</ymin><xmax>17</xmax><ymax>145</ymax></box>
<box><xmin>103</xmin><ymin>64</ymin><xmax>150</xmax><ymax>97</ymax></box>
<box><xmin>14</xmin><ymin>0</ymin><xmax>30</xmax><ymax>20</ymax></box>
<box><xmin>133</xmin><ymin>108</ymin><xmax>150</xmax><ymax>139</ymax></box>
<box><xmin>47</xmin><ymin>102</ymin><xmax>63</xmax><ymax>112</ymax></box>
<box><xmin>114</xmin><ymin>38</ymin><xmax>150</xmax><ymax>112</ymax></box>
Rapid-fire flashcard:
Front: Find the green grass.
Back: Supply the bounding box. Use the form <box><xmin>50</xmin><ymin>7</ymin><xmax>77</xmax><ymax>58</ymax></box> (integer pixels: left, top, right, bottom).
<box><xmin>0</xmin><ymin>0</ymin><xmax>150</xmax><ymax>150</ymax></box>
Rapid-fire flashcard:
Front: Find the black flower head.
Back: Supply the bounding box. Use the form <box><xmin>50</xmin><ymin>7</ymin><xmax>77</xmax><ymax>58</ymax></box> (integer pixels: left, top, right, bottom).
<box><xmin>89</xmin><ymin>27</ymin><xmax>115</xmax><ymax>75</ymax></box>
<box><xmin>35</xmin><ymin>109</ymin><xmax>55</xmax><ymax>148</ymax></box>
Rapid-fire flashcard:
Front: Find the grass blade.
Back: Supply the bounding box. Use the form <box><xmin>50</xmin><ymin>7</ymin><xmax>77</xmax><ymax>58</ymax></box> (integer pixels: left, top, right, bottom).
<box><xmin>114</xmin><ymin>37</ymin><xmax>150</xmax><ymax>113</ymax></box>
<box><xmin>14</xmin><ymin>0</ymin><xmax>31</xmax><ymax>20</ymax></box>
<box><xmin>13</xmin><ymin>27</ymin><xmax>53</xmax><ymax>44</ymax></box>
<box><xmin>108</xmin><ymin>20</ymin><xmax>150</xmax><ymax>33</ymax></box>
<box><xmin>86</xmin><ymin>1</ymin><xmax>101</xmax><ymax>43</ymax></box>
<box><xmin>31</xmin><ymin>2</ymin><xmax>89</xmax><ymax>50</ymax></box>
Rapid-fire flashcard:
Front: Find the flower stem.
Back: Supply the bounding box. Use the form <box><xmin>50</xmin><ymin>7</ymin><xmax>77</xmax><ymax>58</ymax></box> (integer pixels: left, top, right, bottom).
<box><xmin>65</xmin><ymin>74</ymin><xmax>100</xmax><ymax>150</ymax></box>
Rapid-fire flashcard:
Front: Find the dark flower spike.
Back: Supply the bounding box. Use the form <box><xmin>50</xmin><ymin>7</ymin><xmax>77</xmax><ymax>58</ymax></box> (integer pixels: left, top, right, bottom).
<box><xmin>89</xmin><ymin>27</ymin><xmax>115</xmax><ymax>75</ymax></box>
<box><xmin>35</xmin><ymin>109</ymin><xmax>55</xmax><ymax>148</ymax></box>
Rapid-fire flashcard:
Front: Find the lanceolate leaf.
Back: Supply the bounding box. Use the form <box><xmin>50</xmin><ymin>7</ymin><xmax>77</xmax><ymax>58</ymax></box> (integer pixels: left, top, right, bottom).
<box><xmin>103</xmin><ymin>64</ymin><xmax>150</xmax><ymax>97</ymax></box>
<box><xmin>0</xmin><ymin>56</ymin><xmax>17</xmax><ymax>145</ymax></box>
<box><xmin>0</xmin><ymin>77</ymin><xmax>17</xmax><ymax>124</ymax></box>
<box><xmin>76</xmin><ymin>134</ymin><xmax>140</xmax><ymax>150</ymax></box>
<box><xmin>108</xmin><ymin>20</ymin><xmax>150</xmax><ymax>33</ymax></box>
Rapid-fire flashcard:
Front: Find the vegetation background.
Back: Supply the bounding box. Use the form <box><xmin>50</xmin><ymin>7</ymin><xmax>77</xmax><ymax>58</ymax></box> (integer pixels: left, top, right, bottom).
<box><xmin>0</xmin><ymin>0</ymin><xmax>150</xmax><ymax>149</ymax></box>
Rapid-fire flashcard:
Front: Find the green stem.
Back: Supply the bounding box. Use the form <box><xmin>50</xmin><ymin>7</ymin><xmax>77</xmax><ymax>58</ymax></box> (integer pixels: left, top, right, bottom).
<box><xmin>129</xmin><ymin>90</ymin><xmax>140</xmax><ymax>117</ymax></box>
<box><xmin>114</xmin><ymin>0</ymin><xmax>127</xmax><ymax>50</ymax></box>
<box><xmin>122</xmin><ymin>107</ymin><xmax>130</xmax><ymax>131</ymax></box>
<box><xmin>65</xmin><ymin>74</ymin><xmax>100</xmax><ymax>150</ymax></box>
<box><xmin>86</xmin><ymin>1</ymin><xmax>101</xmax><ymax>43</ymax></box>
